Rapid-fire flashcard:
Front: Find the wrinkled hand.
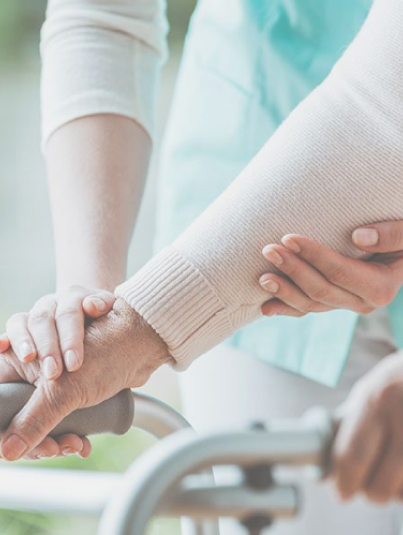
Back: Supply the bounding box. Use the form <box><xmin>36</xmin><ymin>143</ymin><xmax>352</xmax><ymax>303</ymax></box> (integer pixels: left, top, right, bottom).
<box><xmin>0</xmin><ymin>298</ymin><xmax>171</xmax><ymax>461</ymax></box>
<box><xmin>0</xmin><ymin>286</ymin><xmax>115</xmax><ymax>379</ymax></box>
<box><xmin>331</xmin><ymin>351</ymin><xmax>403</xmax><ymax>503</ymax></box>
<box><xmin>0</xmin><ymin>353</ymin><xmax>92</xmax><ymax>460</ymax></box>
<box><xmin>259</xmin><ymin>221</ymin><xmax>403</xmax><ymax>317</ymax></box>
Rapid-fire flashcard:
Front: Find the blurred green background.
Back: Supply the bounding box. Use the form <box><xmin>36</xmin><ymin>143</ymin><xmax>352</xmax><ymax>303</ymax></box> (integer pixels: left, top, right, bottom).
<box><xmin>0</xmin><ymin>1</ymin><xmax>195</xmax><ymax>533</ymax></box>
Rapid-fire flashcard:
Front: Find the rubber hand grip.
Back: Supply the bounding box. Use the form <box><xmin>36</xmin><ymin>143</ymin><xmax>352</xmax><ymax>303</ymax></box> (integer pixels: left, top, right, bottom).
<box><xmin>0</xmin><ymin>384</ymin><xmax>134</xmax><ymax>437</ymax></box>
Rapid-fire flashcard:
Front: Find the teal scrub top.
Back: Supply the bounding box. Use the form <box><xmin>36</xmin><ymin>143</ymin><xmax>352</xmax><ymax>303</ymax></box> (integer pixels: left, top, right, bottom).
<box><xmin>154</xmin><ymin>0</ymin><xmax>403</xmax><ymax>387</ymax></box>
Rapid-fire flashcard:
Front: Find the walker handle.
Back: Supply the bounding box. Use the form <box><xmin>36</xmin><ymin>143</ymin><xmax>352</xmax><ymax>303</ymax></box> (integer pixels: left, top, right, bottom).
<box><xmin>0</xmin><ymin>383</ymin><xmax>134</xmax><ymax>436</ymax></box>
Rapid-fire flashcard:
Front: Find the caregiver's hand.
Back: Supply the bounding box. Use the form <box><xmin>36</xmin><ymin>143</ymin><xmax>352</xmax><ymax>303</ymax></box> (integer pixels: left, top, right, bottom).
<box><xmin>0</xmin><ymin>286</ymin><xmax>116</xmax><ymax>380</ymax></box>
<box><xmin>260</xmin><ymin>221</ymin><xmax>403</xmax><ymax>317</ymax></box>
<box><xmin>0</xmin><ymin>298</ymin><xmax>172</xmax><ymax>461</ymax></box>
<box><xmin>331</xmin><ymin>350</ymin><xmax>403</xmax><ymax>503</ymax></box>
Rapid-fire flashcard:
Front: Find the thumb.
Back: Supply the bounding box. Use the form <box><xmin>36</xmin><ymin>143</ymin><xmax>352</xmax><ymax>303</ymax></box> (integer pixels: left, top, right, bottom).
<box><xmin>352</xmin><ymin>221</ymin><xmax>403</xmax><ymax>253</ymax></box>
<box><xmin>0</xmin><ymin>383</ymin><xmax>76</xmax><ymax>461</ymax></box>
<box><xmin>0</xmin><ymin>334</ymin><xmax>10</xmax><ymax>353</ymax></box>
<box><xmin>82</xmin><ymin>291</ymin><xmax>116</xmax><ymax>318</ymax></box>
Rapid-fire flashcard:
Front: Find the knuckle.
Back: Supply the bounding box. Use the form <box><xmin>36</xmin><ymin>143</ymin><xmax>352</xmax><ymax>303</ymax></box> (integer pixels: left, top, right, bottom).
<box><xmin>6</xmin><ymin>313</ymin><xmax>24</xmax><ymax>331</ymax></box>
<box><xmin>370</xmin><ymin>283</ymin><xmax>397</xmax><ymax>307</ymax></box>
<box><xmin>55</xmin><ymin>307</ymin><xmax>81</xmax><ymax>323</ymax></box>
<box><xmin>326</xmin><ymin>265</ymin><xmax>350</xmax><ymax>286</ymax></box>
<box><xmin>29</xmin><ymin>310</ymin><xmax>53</xmax><ymax>325</ymax></box>
<box><xmin>388</xmin><ymin>227</ymin><xmax>403</xmax><ymax>250</ymax></box>
<box><xmin>358</xmin><ymin>304</ymin><xmax>376</xmax><ymax>315</ymax></box>
<box><xmin>66</xmin><ymin>284</ymin><xmax>86</xmax><ymax>296</ymax></box>
<box><xmin>307</xmin><ymin>286</ymin><xmax>331</xmax><ymax>303</ymax></box>
<box><xmin>35</xmin><ymin>340</ymin><xmax>57</xmax><ymax>357</ymax></box>
<box><xmin>281</xmin><ymin>260</ymin><xmax>299</xmax><ymax>279</ymax></box>
<box><xmin>18</xmin><ymin>412</ymin><xmax>46</xmax><ymax>439</ymax></box>
<box><xmin>32</xmin><ymin>294</ymin><xmax>56</xmax><ymax>310</ymax></box>
<box><xmin>300</xmin><ymin>300</ymin><xmax>320</xmax><ymax>314</ymax></box>
<box><xmin>365</xmin><ymin>486</ymin><xmax>390</xmax><ymax>504</ymax></box>
<box><xmin>44</xmin><ymin>381</ymin><xmax>80</xmax><ymax>413</ymax></box>
<box><xmin>6</xmin><ymin>312</ymin><xmax>28</xmax><ymax>334</ymax></box>
<box><xmin>378</xmin><ymin>381</ymin><xmax>403</xmax><ymax>408</ymax></box>
<box><xmin>335</xmin><ymin>438</ymin><xmax>368</xmax><ymax>470</ymax></box>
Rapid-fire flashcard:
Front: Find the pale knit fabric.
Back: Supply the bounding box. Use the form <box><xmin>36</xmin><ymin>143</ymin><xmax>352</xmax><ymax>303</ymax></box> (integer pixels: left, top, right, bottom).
<box><xmin>40</xmin><ymin>0</ymin><xmax>403</xmax><ymax>369</ymax></box>
<box><xmin>40</xmin><ymin>0</ymin><xmax>168</xmax><ymax>149</ymax></box>
<box><xmin>115</xmin><ymin>0</ymin><xmax>403</xmax><ymax>368</ymax></box>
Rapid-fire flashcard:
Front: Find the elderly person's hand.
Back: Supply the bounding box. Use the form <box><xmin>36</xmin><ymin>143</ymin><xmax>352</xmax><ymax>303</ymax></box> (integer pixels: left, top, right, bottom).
<box><xmin>0</xmin><ymin>355</ymin><xmax>92</xmax><ymax>460</ymax></box>
<box><xmin>331</xmin><ymin>350</ymin><xmax>403</xmax><ymax>503</ymax></box>
<box><xmin>0</xmin><ymin>298</ymin><xmax>171</xmax><ymax>461</ymax></box>
<box><xmin>259</xmin><ymin>220</ymin><xmax>403</xmax><ymax>317</ymax></box>
<box><xmin>0</xmin><ymin>286</ymin><xmax>116</xmax><ymax>379</ymax></box>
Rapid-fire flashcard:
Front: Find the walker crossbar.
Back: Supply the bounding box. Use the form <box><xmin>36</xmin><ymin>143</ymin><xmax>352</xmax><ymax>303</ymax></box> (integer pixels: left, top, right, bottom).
<box><xmin>0</xmin><ymin>384</ymin><xmax>334</xmax><ymax>535</ymax></box>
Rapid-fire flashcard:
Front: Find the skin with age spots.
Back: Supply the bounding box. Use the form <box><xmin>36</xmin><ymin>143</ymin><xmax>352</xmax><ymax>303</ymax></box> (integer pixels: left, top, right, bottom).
<box><xmin>0</xmin><ymin>299</ymin><xmax>171</xmax><ymax>462</ymax></box>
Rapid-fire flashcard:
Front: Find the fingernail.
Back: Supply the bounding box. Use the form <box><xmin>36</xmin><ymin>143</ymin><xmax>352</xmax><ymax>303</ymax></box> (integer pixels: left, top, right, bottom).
<box><xmin>89</xmin><ymin>297</ymin><xmax>106</xmax><ymax>312</ymax></box>
<box><xmin>2</xmin><ymin>434</ymin><xmax>28</xmax><ymax>460</ymax></box>
<box><xmin>262</xmin><ymin>246</ymin><xmax>283</xmax><ymax>266</ymax></box>
<box><xmin>352</xmin><ymin>228</ymin><xmax>379</xmax><ymax>247</ymax></box>
<box><xmin>260</xmin><ymin>279</ymin><xmax>279</xmax><ymax>293</ymax></box>
<box><xmin>281</xmin><ymin>235</ymin><xmax>301</xmax><ymax>253</ymax></box>
<box><xmin>65</xmin><ymin>350</ymin><xmax>80</xmax><ymax>372</ymax></box>
<box><xmin>19</xmin><ymin>341</ymin><xmax>34</xmax><ymax>362</ymax></box>
<box><xmin>43</xmin><ymin>356</ymin><xmax>58</xmax><ymax>380</ymax></box>
<box><xmin>62</xmin><ymin>447</ymin><xmax>77</xmax><ymax>456</ymax></box>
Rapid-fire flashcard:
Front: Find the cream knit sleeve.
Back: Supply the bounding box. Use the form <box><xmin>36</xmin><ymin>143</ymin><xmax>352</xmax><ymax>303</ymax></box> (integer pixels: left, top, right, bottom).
<box><xmin>115</xmin><ymin>0</ymin><xmax>403</xmax><ymax>369</ymax></box>
<box><xmin>40</xmin><ymin>0</ymin><xmax>168</xmax><ymax>150</ymax></box>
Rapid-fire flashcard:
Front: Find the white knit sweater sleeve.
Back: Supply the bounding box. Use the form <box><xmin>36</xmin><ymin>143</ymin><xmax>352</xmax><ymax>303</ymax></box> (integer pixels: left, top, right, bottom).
<box><xmin>40</xmin><ymin>0</ymin><xmax>168</xmax><ymax>149</ymax></box>
<box><xmin>115</xmin><ymin>0</ymin><xmax>403</xmax><ymax>369</ymax></box>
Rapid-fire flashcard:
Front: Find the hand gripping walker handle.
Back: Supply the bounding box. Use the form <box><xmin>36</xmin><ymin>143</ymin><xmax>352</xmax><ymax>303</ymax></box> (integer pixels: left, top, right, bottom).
<box><xmin>0</xmin><ymin>383</ymin><xmax>134</xmax><ymax>437</ymax></box>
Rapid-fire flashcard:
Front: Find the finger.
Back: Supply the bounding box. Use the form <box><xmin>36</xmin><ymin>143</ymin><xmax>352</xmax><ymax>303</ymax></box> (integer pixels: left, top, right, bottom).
<box><xmin>262</xmin><ymin>299</ymin><xmax>307</xmax><ymax>317</ymax></box>
<box><xmin>79</xmin><ymin>436</ymin><xmax>92</xmax><ymax>458</ymax></box>
<box><xmin>54</xmin><ymin>433</ymin><xmax>84</xmax><ymax>456</ymax></box>
<box><xmin>332</xmin><ymin>408</ymin><xmax>384</xmax><ymax>500</ymax></box>
<box><xmin>260</xmin><ymin>274</ymin><xmax>332</xmax><ymax>314</ymax></box>
<box><xmin>5</xmin><ymin>314</ymin><xmax>37</xmax><ymax>362</ymax></box>
<box><xmin>262</xmin><ymin>244</ymin><xmax>366</xmax><ymax>311</ymax></box>
<box><xmin>0</xmin><ymin>334</ymin><xmax>10</xmax><ymax>353</ymax></box>
<box><xmin>82</xmin><ymin>291</ymin><xmax>116</xmax><ymax>318</ymax></box>
<box><xmin>279</xmin><ymin>235</ymin><xmax>391</xmax><ymax>305</ymax></box>
<box><xmin>0</xmin><ymin>382</ymin><xmax>77</xmax><ymax>461</ymax></box>
<box><xmin>23</xmin><ymin>436</ymin><xmax>59</xmax><ymax>460</ymax></box>
<box><xmin>55</xmin><ymin>292</ymin><xmax>87</xmax><ymax>373</ymax></box>
<box><xmin>364</xmin><ymin>441</ymin><xmax>403</xmax><ymax>503</ymax></box>
<box><xmin>55</xmin><ymin>435</ymin><xmax>92</xmax><ymax>458</ymax></box>
<box><xmin>0</xmin><ymin>355</ymin><xmax>25</xmax><ymax>383</ymax></box>
<box><xmin>27</xmin><ymin>296</ymin><xmax>62</xmax><ymax>380</ymax></box>
<box><xmin>352</xmin><ymin>221</ymin><xmax>403</xmax><ymax>253</ymax></box>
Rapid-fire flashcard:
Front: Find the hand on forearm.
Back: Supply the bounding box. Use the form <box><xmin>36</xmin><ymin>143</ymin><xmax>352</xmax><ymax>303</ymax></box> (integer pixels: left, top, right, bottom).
<box><xmin>0</xmin><ymin>287</ymin><xmax>116</xmax><ymax>379</ymax></box>
<box><xmin>0</xmin><ymin>299</ymin><xmax>171</xmax><ymax>461</ymax></box>
<box><xmin>260</xmin><ymin>221</ymin><xmax>403</xmax><ymax>318</ymax></box>
<box><xmin>46</xmin><ymin>114</ymin><xmax>151</xmax><ymax>291</ymax></box>
<box><xmin>116</xmin><ymin>0</ymin><xmax>403</xmax><ymax>367</ymax></box>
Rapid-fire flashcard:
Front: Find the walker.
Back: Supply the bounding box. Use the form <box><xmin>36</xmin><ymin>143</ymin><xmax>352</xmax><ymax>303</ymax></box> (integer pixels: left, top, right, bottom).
<box><xmin>0</xmin><ymin>384</ymin><xmax>335</xmax><ymax>535</ymax></box>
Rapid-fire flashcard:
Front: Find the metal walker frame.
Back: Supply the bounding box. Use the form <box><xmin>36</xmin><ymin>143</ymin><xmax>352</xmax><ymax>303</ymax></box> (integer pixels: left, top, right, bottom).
<box><xmin>0</xmin><ymin>392</ymin><xmax>335</xmax><ymax>535</ymax></box>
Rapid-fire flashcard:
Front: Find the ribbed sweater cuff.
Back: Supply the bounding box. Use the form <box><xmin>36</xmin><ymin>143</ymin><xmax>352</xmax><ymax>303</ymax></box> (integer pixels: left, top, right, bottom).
<box><xmin>114</xmin><ymin>247</ymin><xmax>234</xmax><ymax>369</ymax></box>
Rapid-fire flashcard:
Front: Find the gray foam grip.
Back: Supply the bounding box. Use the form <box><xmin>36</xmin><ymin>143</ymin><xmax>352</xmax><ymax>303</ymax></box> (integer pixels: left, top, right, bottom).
<box><xmin>0</xmin><ymin>384</ymin><xmax>134</xmax><ymax>436</ymax></box>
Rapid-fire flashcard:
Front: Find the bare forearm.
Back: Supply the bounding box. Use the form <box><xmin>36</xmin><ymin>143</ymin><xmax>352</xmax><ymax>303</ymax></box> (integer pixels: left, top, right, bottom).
<box><xmin>46</xmin><ymin>114</ymin><xmax>151</xmax><ymax>291</ymax></box>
